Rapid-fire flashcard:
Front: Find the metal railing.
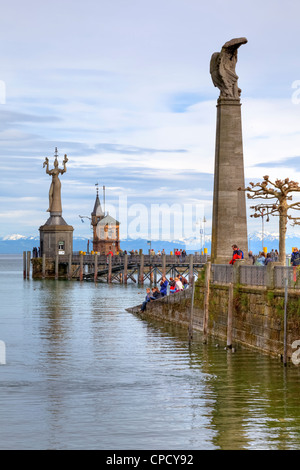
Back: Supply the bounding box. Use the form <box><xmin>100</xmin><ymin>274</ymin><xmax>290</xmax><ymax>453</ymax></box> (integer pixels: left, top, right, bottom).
<box><xmin>211</xmin><ymin>263</ymin><xmax>300</xmax><ymax>289</ymax></box>
<box><xmin>211</xmin><ymin>264</ymin><xmax>233</xmax><ymax>284</ymax></box>
<box><xmin>240</xmin><ymin>265</ymin><xmax>267</xmax><ymax>287</ymax></box>
<box><xmin>58</xmin><ymin>253</ymin><xmax>208</xmax><ymax>266</ymax></box>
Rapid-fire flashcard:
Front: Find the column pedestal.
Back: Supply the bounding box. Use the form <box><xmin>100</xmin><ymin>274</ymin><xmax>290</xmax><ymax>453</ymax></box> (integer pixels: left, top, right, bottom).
<box><xmin>211</xmin><ymin>97</ymin><xmax>248</xmax><ymax>264</ymax></box>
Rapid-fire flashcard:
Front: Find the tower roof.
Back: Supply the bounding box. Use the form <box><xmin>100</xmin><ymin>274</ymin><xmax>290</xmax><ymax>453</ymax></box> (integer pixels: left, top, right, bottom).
<box><xmin>91</xmin><ymin>193</ymin><xmax>105</xmax><ymax>218</ymax></box>
<box><xmin>98</xmin><ymin>214</ymin><xmax>119</xmax><ymax>225</ymax></box>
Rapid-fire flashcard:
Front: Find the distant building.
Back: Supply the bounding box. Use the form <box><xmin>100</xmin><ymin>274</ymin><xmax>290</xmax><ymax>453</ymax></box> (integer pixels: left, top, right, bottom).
<box><xmin>91</xmin><ymin>187</ymin><xmax>120</xmax><ymax>255</ymax></box>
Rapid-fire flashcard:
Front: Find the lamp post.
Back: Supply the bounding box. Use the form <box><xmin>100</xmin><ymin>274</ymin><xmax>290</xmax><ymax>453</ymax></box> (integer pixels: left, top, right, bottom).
<box><xmin>203</xmin><ymin>216</ymin><xmax>206</xmax><ymax>253</ymax></box>
<box><xmin>250</xmin><ymin>204</ymin><xmax>273</xmax><ymax>252</ymax></box>
<box><xmin>197</xmin><ymin>218</ymin><xmax>206</xmax><ymax>254</ymax></box>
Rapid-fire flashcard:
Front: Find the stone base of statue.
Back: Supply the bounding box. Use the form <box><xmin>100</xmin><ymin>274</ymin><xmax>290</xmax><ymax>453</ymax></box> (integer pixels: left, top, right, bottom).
<box><xmin>39</xmin><ymin>212</ymin><xmax>74</xmax><ymax>258</ymax></box>
<box><xmin>210</xmin><ymin>97</ymin><xmax>248</xmax><ymax>264</ymax></box>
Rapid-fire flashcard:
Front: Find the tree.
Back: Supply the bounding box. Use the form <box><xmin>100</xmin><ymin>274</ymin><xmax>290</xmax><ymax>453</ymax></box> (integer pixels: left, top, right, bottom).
<box><xmin>238</xmin><ymin>175</ymin><xmax>300</xmax><ymax>264</ymax></box>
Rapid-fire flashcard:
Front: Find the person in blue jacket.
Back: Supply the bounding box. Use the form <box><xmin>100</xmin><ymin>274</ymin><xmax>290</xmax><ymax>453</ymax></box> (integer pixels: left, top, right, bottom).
<box><xmin>140</xmin><ymin>288</ymin><xmax>151</xmax><ymax>311</ymax></box>
<box><xmin>291</xmin><ymin>247</ymin><xmax>300</xmax><ymax>266</ymax></box>
<box><xmin>160</xmin><ymin>276</ymin><xmax>168</xmax><ymax>297</ymax></box>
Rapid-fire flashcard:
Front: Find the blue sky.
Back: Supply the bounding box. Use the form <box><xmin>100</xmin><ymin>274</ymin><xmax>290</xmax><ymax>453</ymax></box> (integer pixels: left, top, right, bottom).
<box><xmin>1</xmin><ymin>0</ymin><xmax>300</xmax><ymax>243</ymax></box>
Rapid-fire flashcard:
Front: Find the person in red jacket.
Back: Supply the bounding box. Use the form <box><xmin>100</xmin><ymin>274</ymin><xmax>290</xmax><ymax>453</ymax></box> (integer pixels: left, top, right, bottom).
<box><xmin>229</xmin><ymin>244</ymin><xmax>242</xmax><ymax>264</ymax></box>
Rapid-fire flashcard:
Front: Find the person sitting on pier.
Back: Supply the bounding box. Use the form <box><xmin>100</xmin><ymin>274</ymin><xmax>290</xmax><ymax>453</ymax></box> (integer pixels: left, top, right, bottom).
<box><xmin>160</xmin><ymin>276</ymin><xmax>168</xmax><ymax>297</ymax></box>
<box><xmin>291</xmin><ymin>247</ymin><xmax>300</xmax><ymax>266</ymax></box>
<box><xmin>141</xmin><ymin>288</ymin><xmax>151</xmax><ymax>312</ymax></box>
<box><xmin>175</xmin><ymin>277</ymin><xmax>183</xmax><ymax>291</ymax></box>
<box><xmin>150</xmin><ymin>287</ymin><xmax>162</xmax><ymax>300</ymax></box>
<box><xmin>264</xmin><ymin>253</ymin><xmax>272</xmax><ymax>265</ymax></box>
<box><xmin>255</xmin><ymin>252</ymin><xmax>266</xmax><ymax>266</ymax></box>
<box><xmin>169</xmin><ymin>277</ymin><xmax>177</xmax><ymax>294</ymax></box>
<box><xmin>229</xmin><ymin>244</ymin><xmax>242</xmax><ymax>265</ymax></box>
<box><xmin>180</xmin><ymin>275</ymin><xmax>188</xmax><ymax>289</ymax></box>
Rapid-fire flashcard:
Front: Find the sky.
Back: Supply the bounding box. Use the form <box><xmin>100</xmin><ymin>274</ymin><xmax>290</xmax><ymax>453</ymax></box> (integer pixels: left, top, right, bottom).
<box><xmin>1</xmin><ymin>0</ymin><xmax>300</xmax><ymax>245</ymax></box>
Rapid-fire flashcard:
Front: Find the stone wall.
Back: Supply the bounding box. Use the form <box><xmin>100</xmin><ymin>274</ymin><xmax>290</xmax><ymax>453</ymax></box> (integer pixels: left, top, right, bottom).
<box><xmin>197</xmin><ymin>283</ymin><xmax>296</xmax><ymax>357</ymax></box>
<box><xmin>31</xmin><ymin>257</ymin><xmax>77</xmax><ymax>279</ymax></box>
<box><xmin>128</xmin><ymin>280</ymin><xmax>300</xmax><ymax>361</ymax></box>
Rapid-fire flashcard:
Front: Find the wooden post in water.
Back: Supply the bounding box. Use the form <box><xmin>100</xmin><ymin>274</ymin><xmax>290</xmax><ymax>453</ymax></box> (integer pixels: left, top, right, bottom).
<box><xmin>189</xmin><ymin>254</ymin><xmax>194</xmax><ymax>286</ymax></box>
<box><xmin>26</xmin><ymin>251</ymin><xmax>31</xmax><ymax>279</ymax></box>
<box><xmin>55</xmin><ymin>254</ymin><xmax>59</xmax><ymax>280</ymax></box>
<box><xmin>150</xmin><ymin>267</ymin><xmax>154</xmax><ymax>284</ymax></box>
<box><xmin>68</xmin><ymin>253</ymin><xmax>72</xmax><ymax>280</ymax></box>
<box><xmin>0</xmin><ymin>340</ymin><xmax>6</xmax><ymax>365</ymax></box>
<box><xmin>123</xmin><ymin>253</ymin><xmax>128</xmax><ymax>284</ymax></box>
<box><xmin>162</xmin><ymin>253</ymin><xmax>166</xmax><ymax>277</ymax></box>
<box><xmin>42</xmin><ymin>253</ymin><xmax>46</xmax><ymax>279</ymax></box>
<box><xmin>79</xmin><ymin>252</ymin><xmax>83</xmax><ymax>281</ymax></box>
<box><xmin>283</xmin><ymin>264</ymin><xmax>289</xmax><ymax>366</ymax></box>
<box><xmin>188</xmin><ymin>276</ymin><xmax>195</xmax><ymax>341</ymax></box>
<box><xmin>154</xmin><ymin>266</ymin><xmax>157</xmax><ymax>285</ymax></box>
<box><xmin>94</xmin><ymin>253</ymin><xmax>98</xmax><ymax>282</ymax></box>
<box><xmin>203</xmin><ymin>261</ymin><xmax>211</xmax><ymax>343</ymax></box>
<box><xmin>23</xmin><ymin>251</ymin><xmax>27</xmax><ymax>279</ymax></box>
<box><xmin>227</xmin><ymin>283</ymin><xmax>234</xmax><ymax>349</ymax></box>
<box><xmin>108</xmin><ymin>253</ymin><xmax>112</xmax><ymax>283</ymax></box>
<box><xmin>139</xmin><ymin>254</ymin><xmax>144</xmax><ymax>284</ymax></box>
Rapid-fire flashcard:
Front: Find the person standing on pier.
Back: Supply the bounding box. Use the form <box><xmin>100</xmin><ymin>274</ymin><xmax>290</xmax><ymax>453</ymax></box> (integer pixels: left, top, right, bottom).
<box><xmin>291</xmin><ymin>247</ymin><xmax>300</xmax><ymax>266</ymax></box>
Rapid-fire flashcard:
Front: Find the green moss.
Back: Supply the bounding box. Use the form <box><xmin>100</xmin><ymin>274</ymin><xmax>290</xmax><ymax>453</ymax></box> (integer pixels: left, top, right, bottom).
<box><xmin>233</xmin><ymin>286</ymin><xmax>249</xmax><ymax>313</ymax></box>
<box><xmin>266</xmin><ymin>290</ymin><xmax>275</xmax><ymax>303</ymax></box>
<box><xmin>287</xmin><ymin>298</ymin><xmax>300</xmax><ymax>316</ymax></box>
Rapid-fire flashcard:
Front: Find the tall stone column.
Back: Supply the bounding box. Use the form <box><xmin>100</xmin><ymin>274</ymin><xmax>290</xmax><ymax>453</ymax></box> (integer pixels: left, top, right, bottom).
<box><xmin>210</xmin><ymin>38</ymin><xmax>248</xmax><ymax>264</ymax></box>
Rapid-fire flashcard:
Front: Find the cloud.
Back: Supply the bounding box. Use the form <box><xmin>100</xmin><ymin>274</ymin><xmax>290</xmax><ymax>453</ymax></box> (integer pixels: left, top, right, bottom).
<box><xmin>1</xmin><ymin>0</ymin><xmax>300</xmax><ymax>241</ymax></box>
<box><xmin>254</xmin><ymin>156</ymin><xmax>300</xmax><ymax>170</ymax></box>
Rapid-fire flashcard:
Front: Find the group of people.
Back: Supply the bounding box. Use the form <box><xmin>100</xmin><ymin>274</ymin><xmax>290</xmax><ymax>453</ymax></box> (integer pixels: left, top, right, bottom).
<box><xmin>229</xmin><ymin>243</ymin><xmax>278</xmax><ymax>266</ymax></box>
<box><xmin>174</xmin><ymin>249</ymin><xmax>187</xmax><ymax>260</ymax></box>
<box><xmin>229</xmin><ymin>244</ymin><xmax>300</xmax><ymax>266</ymax></box>
<box><xmin>249</xmin><ymin>250</ymin><xmax>278</xmax><ymax>266</ymax></box>
<box><xmin>32</xmin><ymin>247</ymin><xmax>41</xmax><ymax>258</ymax></box>
<box><xmin>140</xmin><ymin>275</ymin><xmax>188</xmax><ymax>311</ymax></box>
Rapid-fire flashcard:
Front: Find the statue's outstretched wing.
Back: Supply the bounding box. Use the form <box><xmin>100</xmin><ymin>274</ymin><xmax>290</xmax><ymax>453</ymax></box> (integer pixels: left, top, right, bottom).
<box><xmin>210</xmin><ymin>52</ymin><xmax>224</xmax><ymax>91</ymax></box>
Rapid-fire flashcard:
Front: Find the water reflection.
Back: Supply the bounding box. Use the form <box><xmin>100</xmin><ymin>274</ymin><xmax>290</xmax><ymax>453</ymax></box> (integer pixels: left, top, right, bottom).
<box><xmin>1</xmin><ymin>256</ymin><xmax>300</xmax><ymax>449</ymax></box>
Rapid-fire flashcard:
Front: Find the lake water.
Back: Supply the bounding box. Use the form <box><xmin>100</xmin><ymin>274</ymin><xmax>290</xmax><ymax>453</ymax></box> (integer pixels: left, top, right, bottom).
<box><xmin>1</xmin><ymin>254</ymin><xmax>300</xmax><ymax>450</ymax></box>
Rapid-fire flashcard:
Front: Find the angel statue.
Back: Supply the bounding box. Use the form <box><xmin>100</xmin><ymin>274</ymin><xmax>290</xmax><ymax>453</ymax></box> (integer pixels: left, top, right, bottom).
<box><xmin>210</xmin><ymin>37</ymin><xmax>248</xmax><ymax>99</ymax></box>
<box><xmin>43</xmin><ymin>148</ymin><xmax>68</xmax><ymax>214</ymax></box>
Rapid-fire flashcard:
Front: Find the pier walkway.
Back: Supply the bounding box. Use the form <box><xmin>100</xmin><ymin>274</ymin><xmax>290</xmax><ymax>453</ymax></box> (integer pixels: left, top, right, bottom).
<box><xmin>30</xmin><ymin>252</ymin><xmax>207</xmax><ymax>283</ymax></box>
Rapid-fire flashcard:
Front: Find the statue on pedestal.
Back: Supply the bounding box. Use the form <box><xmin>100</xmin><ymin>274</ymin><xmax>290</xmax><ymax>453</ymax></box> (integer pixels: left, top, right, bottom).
<box><xmin>210</xmin><ymin>37</ymin><xmax>248</xmax><ymax>99</ymax></box>
<box><xmin>43</xmin><ymin>147</ymin><xmax>68</xmax><ymax>213</ymax></box>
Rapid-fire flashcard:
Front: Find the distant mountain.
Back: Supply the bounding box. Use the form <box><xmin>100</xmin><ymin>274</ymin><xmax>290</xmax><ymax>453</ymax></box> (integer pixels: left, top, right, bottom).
<box><xmin>0</xmin><ymin>234</ymin><xmax>187</xmax><ymax>255</ymax></box>
<box><xmin>0</xmin><ymin>234</ymin><xmax>87</xmax><ymax>254</ymax></box>
<box><xmin>1</xmin><ymin>231</ymin><xmax>300</xmax><ymax>255</ymax></box>
<box><xmin>248</xmin><ymin>231</ymin><xmax>300</xmax><ymax>255</ymax></box>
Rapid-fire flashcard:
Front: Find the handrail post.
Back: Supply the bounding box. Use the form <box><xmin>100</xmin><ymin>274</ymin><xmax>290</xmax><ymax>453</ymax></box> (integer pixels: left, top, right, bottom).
<box><xmin>108</xmin><ymin>253</ymin><xmax>112</xmax><ymax>283</ymax></box>
<box><xmin>94</xmin><ymin>253</ymin><xmax>98</xmax><ymax>283</ymax></box>
<box><xmin>203</xmin><ymin>261</ymin><xmax>211</xmax><ymax>343</ymax></box>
